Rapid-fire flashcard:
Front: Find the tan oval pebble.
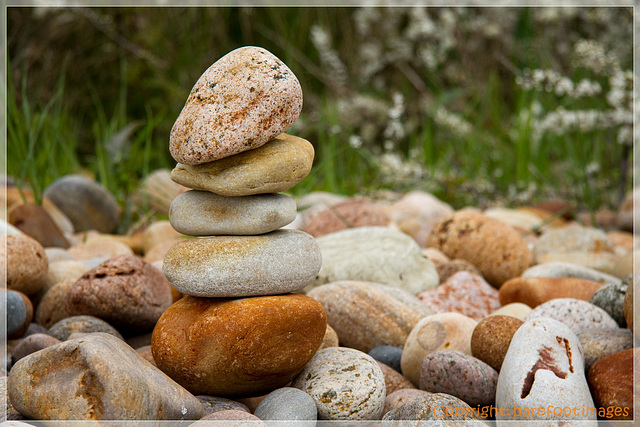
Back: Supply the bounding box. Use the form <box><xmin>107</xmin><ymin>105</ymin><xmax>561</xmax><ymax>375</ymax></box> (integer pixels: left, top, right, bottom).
<box><xmin>152</xmin><ymin>294</ymin><xmax>326</xmax><ymax>396</ymax></box>
<box><xmin>489</xmin><ymin>302</ymin><xmax>532</xmax><ymax>320</ymax></box>
<box><xmin>2</xmin><ymin>234</ymin><xmax>48</xmax><ymax>296</ymax></box>
<box><xmin>171</xmin><ymin>133</ymin><xmax>314</xmax><ymax>197</ymax></box>
<box><xmin>169</xmin><ymin>190</ymin><xmax>297</xmax><ymax>236</ymax></box>
<box><xmin>163</xmin><ymin>229</ymin><xmax>321</xmax><ymax>297</ymax></box>
<box><xmin>34</xmin><ymin>278</ymin><xmax>75</xmax><ymax>328</ymax></box>
<box><xmin>142</xmin><ymin>220</ymin><xmax>183</xmax><ymax>254</ymax></box>
<box><xmin>471</xmin><ymin>315</ymin><xmax>524</xmax><ymax>372</ymax></box>
<box><xmin>401</xmin><ymin>312</ymin><xmax>477</xmax><ymax>386</ymax></box>
<box><xmin>499</xmin><ymin>276</ymin><xmax>605</xmax><ymax>308</ymax></box>
<box><xmin>427</xmin><ymin>210</ymin><xmax>534</xmax><ymax>287</ymax></box>
<box><xmin>170</xmin><ymin>46</ymin><xmax>303</xmax><ymax>165</ymax></box>
<box><xmin>67</xmin><ymin>238</ymin><xmax>134</xmax><ymax>261</ymax></box>
<box><xmin>291</xmin><ymin>347</ymin><xmax>386</xmax><ymax>420</ymax></box>
<box><xmin>421</xmin><ymin>247</ymin><xmax>450</xmax><ymax>267</ymax></box>
<box><xmin>308</xmin><ymin>281</ymin><xmax>432</xmax><ymax>353</ymax></box>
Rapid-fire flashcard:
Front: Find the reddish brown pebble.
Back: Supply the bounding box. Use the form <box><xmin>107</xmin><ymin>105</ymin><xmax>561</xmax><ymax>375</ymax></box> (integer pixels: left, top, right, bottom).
<box><xmin>376</xmin><ymin>361</ymin><xmax>416</xmax><ymax>395</ymax></box>
<box><xmin>499</xmin><ymin>276</ymin><xmax>605</xmax><ymax>308</ymax></box>
<box><xmin>427</xmin><ymin>210</ymin><xmax>534</xmax><ymax>287</ymax></box>
<box><xmin>303</xmin><ymin>197</ymin><xmax>389</xmax><ymax>238</ymax></box>
<box><xmin>12</xmin><ymin>333</ymin><xmax>61</xmax><ymax>362</ymax></box>
<box><xmin>471</xmin><ymin>315</ymin><xmax>523</xmax><ymax>372</ymax></box>
<box><xmin>587</xmin><ymin>348</ymin><xmax>637</xmax><ymax>420</ymax></box>
<box><xmin>151</xmin><ymin>294</ymin><xmax>326</xmax><ymax>396</ymax></box>
<box><xmin>9</xmin><ymin>203</ymin><xmax>69</xmax><ymax>248</ymax></box>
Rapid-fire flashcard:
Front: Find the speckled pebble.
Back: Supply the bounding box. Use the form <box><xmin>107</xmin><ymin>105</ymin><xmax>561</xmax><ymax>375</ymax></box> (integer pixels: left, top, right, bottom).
<box><xmin>254</xmin><ymin>387</ymin><xmax>317</xmax><ymax>425</ymax></box>
<box><xmin>170</xmin><ymin>46</ymin><xmax>303</xmax><ymax>165</ymax></box>
<box><xmin>164</xmin><ymin>229</ymin><xmax>321</xmax><ymax>297</ymax></box>
<box><xmin>525</xmin><ymin>298</ymin><xmax>619</xmax><ymax>333</ymax></box>
<box><xmin>382</xmin><ymin>393</ymin><xmax>486</xmax><ymax>424</ymax></box>
<box><xmin>589</xmin><ymin>280</ymin><xmax>628</xmax><ymax>328</ymax></box>
<box><xmin>291</xmin><ymin>347</ymin><xmax>386</xmax><ymax>420</ymax></box>
<box><xmin>169</xmin><ymin>191</ymin><xmax>297</xmax><ymax>236</ymax></box>
<box><xmin>195</xmin><ymin>410</ymin><xmax>266</xmax><ymax>426</ymax></box>
<box><xmin>419</xmin><ymin>350</ymin><xmax>498</xmax><ymax>407</ymax></box>
<box><xmin>48</xmin><ymin>315</ymin><xmax>123</xmax><ymax>341</ymax></box>
<box><xmin>575</xmin><ymin>327</ymin><xmax>634</xmax><ymax>369</ymax></box>
<box><xmin>2</xmin><ymin>234</ymin><xmax>48</xmax><ymax>296</ymax></box>
<box><xmin>196</xmin><ymin>396</ymin><xmax>250</xmax><ymax>416</ymax></box>
<box><xmin>471</xmin><ymin>315</ymin><xmax>523</xmax><ymax>372</ymax></box>
<box><xmin>67</xmin><ymin>239</ymin><xmax>134</xmax><ymax>261</ymax></box>
<box><xmin>369</xmin><ymin>345</ymin><xmax>403</xmax><ymax>373</ymax></box>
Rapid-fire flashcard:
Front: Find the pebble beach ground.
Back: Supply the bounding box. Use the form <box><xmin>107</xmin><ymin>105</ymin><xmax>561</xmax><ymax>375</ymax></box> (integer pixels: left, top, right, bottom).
<box><xmin>2</xmin><ymin>46</ymin><xmax>637</xmax><ymax>426</ymax></box>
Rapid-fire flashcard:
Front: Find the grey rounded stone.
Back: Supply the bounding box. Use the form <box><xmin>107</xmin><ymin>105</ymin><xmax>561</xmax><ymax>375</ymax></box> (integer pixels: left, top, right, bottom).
<box><xmin>5</xmin><ymin>291</ymin><xmax>27</xmax><ymax>337</ymax></box>
<box><xmin>291</xmin><ymin>347</ymin><xmax>386</xmax><ymax>420</ymax></box>
<box><xmin>524</xmin><ymin>298</ymin><xmax>619</xmax><ymax>333</ymax></box>
<box><xmin>369</xmin><ymin>345</ymin><xmax>403</xmax><ymax>373</ymax></box>
<box><xmin>43</xmin><ymin>175</ymin><xmax>120</xmax><ymax>233</ymax></box>
<box><xmin>522</xmin><ymin>261</ymin><xmax>621</xmax><ymax>285</ymax></box>
<box><xmin>163</xmin><ymin>229</ymin><xmax>321</xmax><ymax>297</ymax></box>
<box><xmin>169</xmin><ymin>190</ymin><xmax>297</xmax><ymax>236</ymax></box>
<box><xmin>196</xmin><ymin>396</ymin><xmax>250</xmax><ymax>416</ymax></box>
<box><xmin>254</xmin><ymin>387</ymin><xmax>317</xmax><ymax>425</ymax></box>
<box><xmin>48</xmin><ymin>315</ymin><xmax>124</xmax><ymax>341</ymax></box>
<box><xmin>589</xmin><ymin>280</ymin><xmax>628</xmax><ymax>327</ymax></box>
<box><xmin>575</xmin><ymin>327</ymin><xmax>634</xmax><ymax>369</ymax></box>
<box><xmin>170</xmin><ymin>46</ymin><xmax>303</xmax><ymax>165</ymax></box>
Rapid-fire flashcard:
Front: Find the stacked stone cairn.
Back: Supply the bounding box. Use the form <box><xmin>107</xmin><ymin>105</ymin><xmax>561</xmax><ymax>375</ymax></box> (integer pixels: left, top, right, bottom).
<box><xmin>151</xmin><ymin>46</ymin><xmax>327</xmax><ymax>397</ymax></box>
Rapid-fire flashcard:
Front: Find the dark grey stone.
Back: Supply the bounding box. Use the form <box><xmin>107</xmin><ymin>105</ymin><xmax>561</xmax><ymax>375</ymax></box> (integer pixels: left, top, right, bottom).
<box><xmin>5</xmin><ymin>291</ymin><xmax>27</xmax><ymax>336</ymax></box>
<box><xmin>369</xmin><ymin>345</ymin><xmax>403</xmax><ymax>373</ymax></box>
<box><xmin>589</xmin><ymin>280</ymin><xmax>628</xmax><ymax>328</ymax></box>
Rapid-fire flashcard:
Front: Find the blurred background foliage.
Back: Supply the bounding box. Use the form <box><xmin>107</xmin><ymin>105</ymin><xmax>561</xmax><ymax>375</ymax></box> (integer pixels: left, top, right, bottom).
<box><xmin>7</xmin><ymin>6</ymin><xmax>635</xmax><ymax>212</ymax></box>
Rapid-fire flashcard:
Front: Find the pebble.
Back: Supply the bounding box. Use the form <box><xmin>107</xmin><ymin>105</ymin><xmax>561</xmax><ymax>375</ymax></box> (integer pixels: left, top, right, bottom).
<box><xmin>67</xmin><ymin>238</ymin><xmax>134</xmax><ymax>261</ymax></box>
<box><xmin>11</xmin><ymin>333</ymin><xmax>61</xmax><ymax>362</ymax></box>
<box><xmin>419</xmin><ymin>350</ymin><xmax>498</xmax><ymax>407</ymax></box>
<box><xmin>401</xmin><ymin>312</ymin><xmax>477</xmax><ymax>386</ymax></box>
<box><xmin>309</xmin><ymin>226</ymin><xmax>439</xmax><ymax>294</ymax></box>
<box><xmin>8</xmin><ymin>332</ymin><xmax>203</xmax><ymax>420</ymax></box>
<box><xmin>369</xmin><ymin>345</ymin><xmax>403</xmax><ymax>373</ymax></box>
<box><xmin>308</xmin><ymin>281</ymin><xmax>431</xmax><ymax>352</ymax></box>
<box><xmin>171</xmin><ymin>133</ymin><xmax>314</xmax><ymax>197</ymax></box>
<box><xmin>499</xmin><ymin>276</ymin><xmax>605</xmax><ymax>308</ymax></box>
<box><xmin>48</xmin><ymin>315</ymin><xmax>124</xmax><ymax>341</ymax></box>
<box><xmin>587</xmin><ymin>348</ymin><xmax>636</xmax><ymax>420</ymax></box>
<box><xmin>525</xmin><ymin>298</ymin><xmax>619</xmax><ymax>333</ymax></box>
<box><xmin>43</xmin><ymin>174</ymin><xmax>121</xmax><ymax>233</ymax></box>
<box><xmin>254</xmin><ymin>387</ymin><xmax>317</xmax><ymax>425</ymax></box>
<box><xmin>426</xmin><ymin>209</ymin><xmax>534</xmax><ymax>287</ymax></box>
<box><xmin>417</xmin><ymin>271</ymin><xmax>500</xmax><ymax>320</ymax></box>
<box><xmin>435</xmin><ymin>258</ymin><xmax>481</xmax><ymax>282</ymax></box>
<box><xmin>383</xmin><ymin>389</ymin><xmax>430</xmax><ymax>416</ymax></box>
<box><xmin>33</xmin><ymin>259</ymin><xmax>90</xmax><ymax>307</ymax></box>
<box><xmin>291</xmin><ymin>347</ymin><xmax>386</xmax><ymax>420</ymax></box>
<box><xmin>319</xmin><ymin>324</ymin><xmax>339</xmax><ymax>350</ymax></box>
<box><xmin>484</xmin><ymin>206</ymin><xmax>549</xmax><ymax>233</ymax></box>
<box><xmin>496</xmin><ymin>317</ymin><xmax>595</xmax><ymax>422</ymax></box>
<box><xmin>34</xmin><ymin>279</ymin><xmax>74</xmax><ymax>328</ymax></box>
<box><xmin>143</xmin><ymin>239</ymin><xmax>178</xmax><ymax>264</ymax></box>
<box><xmin>44</xmin><ymin>247</ymin><xmax>73</xmax><ymax>263</ymax></box>
<box><xmin>521</xmin><ymin>261</ymin><xmax>621</xmax><ymax>285</ymax></box>
<box><xmin>377</xmin><ymin>361</ymin><xmax>416</xmax><ymax>395</ymax></box>
<box><xmin>195</xmin><ymin>410</ymin><xmax>266</xmax><ymax>426</ymax></box>
<box><xmin>170</xmin><ymin>46</ymin><xmax>303</xmax><ymax>165</ymax></box>
<box><xmin>471</xmin><ymin>315</ymin><xmax>524</xmax><ymax>372</ymax></box>
<box><xmin>421</xmin><ymin>247</ymin><xmax>450</xmax><ymax>267</ymax></box>
<box><xmin>383</xmin><ymin>189</ymin><xmax>454</xmax><ymax>247</ymax></box>
<box><xmin>65</xmin><ymin>255</ymin><xmax>173</xmax><ymax>335</ymax></box>
<box><xmin>381</xmin><ymin>393</ymin><xmax>486</xmax><ymax>424</ymax></box>
<box><xmin>303</xmin><ymin>197</ymin><xmax>389</xmax><ymax>238</ymax></box>
<box><xmin>142</xmin><ymin>220</ymin><xmax>183</xmax><ymax>253</ymax></box>
<box><xmin>4</xmin><ymin>290</ymin><xmax>33</xmax><ymax>339</ymax></box>
<box><xmin>152</xmin><ymin>294</ymin><xmax>326</xmax><ymax>396</ymax></box>
<box><xmin>575</xmin><ymin>327</ymin><xmax>634</xmax><ymax>369</ymax></box>
<box><xmin>8</xmin><ymin>202</ymin><xmax>69</xmax><ymax>248</ymax></box>
<box><xmin>489</xmin><ymin>302</ymin><xmax>532</xmax><ymax>320</ymax></box>
<box><xmin>132</xmin><ymin>168</ymin><xmax>188</xmax><ymax>216</ymax></box>
<box><xmin>589</xmin><ymin>280</ymin><xmax>628</xmax><ymax>327</ymax></box>
<box><xmin>169</xmin><ymin>190</ymin><xmax>297</xmax><ymax>236</ymax></box>
<box><xmin>624</xmin><ymin>277</ymin><xmax>634</xmax><ymax>334</ymax></box>
<box><xmin>163</xmin><ymin>229</ymin><xmax>321</xmax><ymax>297</ymax></box>
<box><xmin>197</xmin><ymin>396</ymin><xmax>250</xmax><ymax>416</ymax></box>
<box><xmin>2</xmin><ymin>234</ymin><xmax>48</xmax><ymax>296</ymax></box>
<box><xmin>136</xmin><ymin>345</ymin><xmax>156</xmax><ymax>366</ymax></box>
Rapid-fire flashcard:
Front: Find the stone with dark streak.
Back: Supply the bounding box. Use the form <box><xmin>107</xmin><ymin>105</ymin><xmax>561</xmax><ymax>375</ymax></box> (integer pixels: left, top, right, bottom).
<box><xmin>496</xmin><ymin>317</ymin><xmax>596</xmax><ymax>422</ymax></box>
<box><xmin>7</xmin><ymin>332</ymin><xmax>203</xmax><ymax>421</ymax></box>
<box><xmin>170</xmin><ymin>46</ymin><xmax>303</xmax><ymax>165</ymax></box>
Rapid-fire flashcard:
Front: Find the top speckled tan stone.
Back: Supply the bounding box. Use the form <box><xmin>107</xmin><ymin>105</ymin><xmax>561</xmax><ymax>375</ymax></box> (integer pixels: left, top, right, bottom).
<box><xmin>170</xmin><ymin>46</ymin><xmax>303</xmax><ymax>165</ymax></box>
